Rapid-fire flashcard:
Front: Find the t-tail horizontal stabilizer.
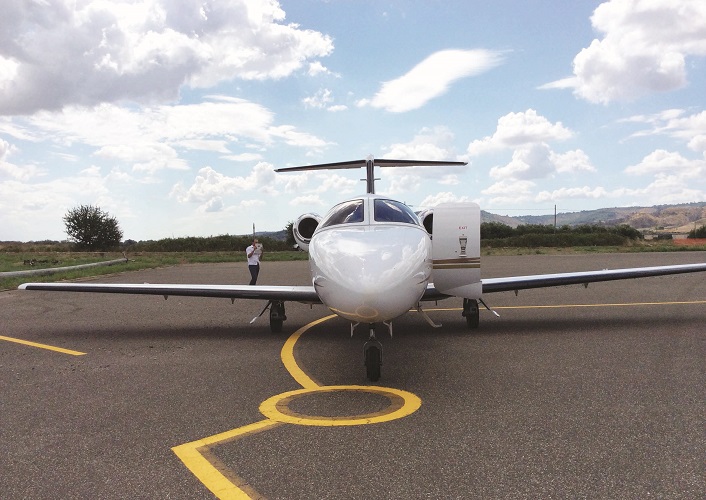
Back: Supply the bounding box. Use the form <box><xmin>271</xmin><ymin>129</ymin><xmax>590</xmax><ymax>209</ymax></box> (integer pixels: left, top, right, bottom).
<box><xmin>275</xmin><ymin>155</ymin><xmax>467</xmax><ymax>194</ymax></box>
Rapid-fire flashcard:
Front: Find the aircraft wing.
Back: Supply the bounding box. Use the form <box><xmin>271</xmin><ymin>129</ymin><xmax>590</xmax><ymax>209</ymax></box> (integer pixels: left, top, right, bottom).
<box><xmin>17</xmin><ymin>282</ymin><xmax>322</xmax><ymax>303</ymax></box>
<box><xmin>423</xmin><ymin>262</ymin><xmax>706</xmax><ymax>299</ymax></box>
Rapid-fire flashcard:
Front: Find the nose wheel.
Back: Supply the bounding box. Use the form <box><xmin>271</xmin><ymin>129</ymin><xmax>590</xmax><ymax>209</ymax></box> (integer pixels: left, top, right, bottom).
<box><xmin>363</xmin><ymin>324</ymin><xmax>382</xmax><ymax>382</ymax></box>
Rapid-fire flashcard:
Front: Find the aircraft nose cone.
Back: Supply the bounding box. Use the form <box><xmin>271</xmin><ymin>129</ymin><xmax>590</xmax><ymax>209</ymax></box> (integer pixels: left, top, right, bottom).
<box><xmin>309</xmin><ymin>225</ymin><xmax>431</xmax><ymax>322</ymax></box>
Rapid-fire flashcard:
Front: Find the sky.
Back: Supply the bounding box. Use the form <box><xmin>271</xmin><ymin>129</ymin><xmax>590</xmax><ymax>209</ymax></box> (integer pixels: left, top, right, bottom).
<box><xmin>1</xmin><ymin>0</ymin><xmax>705</xmax><ymax>242</ymax></box>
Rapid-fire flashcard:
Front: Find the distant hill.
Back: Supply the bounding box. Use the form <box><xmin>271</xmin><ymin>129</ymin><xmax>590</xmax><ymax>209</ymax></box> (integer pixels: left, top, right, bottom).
<box><xmin>246</xmin><ymin>203</ymin><xmax>706</xmax><ymax>241</ymax></box>
<box><xmin>254</xmin><ymin>229</ymin><xmax>288</xmax><ymax>241</ymax></box>
<box><xmin>481</xmin><ymin>202</ymin><xmax>706</xmax><ymax>233</ymax></box>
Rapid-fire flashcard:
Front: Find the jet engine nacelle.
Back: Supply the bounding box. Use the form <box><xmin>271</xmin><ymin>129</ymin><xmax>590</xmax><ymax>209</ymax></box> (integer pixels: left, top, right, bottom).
<box><xmin>293</xmin><ymin>213</ymin><xmax>321</xmax><ymax>252</ymax></box>
<box><xmin>429</xmin><ymin>203</ymin><xmax>482</xmax><ymax>299</ymax></box>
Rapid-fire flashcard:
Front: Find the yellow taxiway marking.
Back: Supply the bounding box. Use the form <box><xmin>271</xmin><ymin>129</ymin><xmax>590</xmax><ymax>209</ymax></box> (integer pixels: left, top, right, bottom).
<box><xmin>173</xmin><ymin>314</ymin><xmax>422</xmax><ymax>499</ymax></box>
<box><xmin>260</xmin><ymin>385</ymin><xmax>421</xmax><ymax>427</ymax></box>
<box><xmin>421</xmin><ymin>299</ymin><xmax>706</xmax><ymax>313</ymax></box>
<box><xmin>279</xmin><ymin>314</ymin><xmax>336</xmax><ymax>389</ymax></box>
<box><xmin>174</xmin><ymin>299</ymin><xmax>706</xmax><ymax>497</ymax></box>
<box><xmin>172</xmin><ymin>419</ymin><xmax>280</xmax><ymax>499</ymax></box>
<box><xmin>0</xmin><ymin>335</ymin><xmax>86</xmax><ymax>356</ymax></box>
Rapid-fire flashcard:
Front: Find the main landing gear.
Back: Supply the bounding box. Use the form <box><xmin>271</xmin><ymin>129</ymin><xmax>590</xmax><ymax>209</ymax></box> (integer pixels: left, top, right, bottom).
<box><xmin>269</xmin><ymin>301</ymin><xmax>286</xmax><ymax>333</ymax></box>
<box><xmin>363</xmin><ymin>324</ymin><xmax>383</xmax><ymax>382</ymax></box>
<box><xmin>251</xmin><ymin>300</ymin><xmax>287</xmax><ymax>332</ymax></box>
<box><xmin>462</xmin><ymin>298</ymin><xmax>480</xmax><ymax>329</ymax></box>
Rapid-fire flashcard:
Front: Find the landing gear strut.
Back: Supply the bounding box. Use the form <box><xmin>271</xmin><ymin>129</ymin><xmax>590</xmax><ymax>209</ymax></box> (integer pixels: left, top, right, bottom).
<box><xmin>462</xmin><ymin>298</ymin><xmax>480</xmax><ymax>329</ymax></box>
<box><xmin>363</xmin><ymin>324</ymin><xmax>383</xmax><ymax>382</ymax></box>
<box><xmin>269</xmin><ymin>301</ymin><xmax>286</xmax><ymax>333</ymax></box>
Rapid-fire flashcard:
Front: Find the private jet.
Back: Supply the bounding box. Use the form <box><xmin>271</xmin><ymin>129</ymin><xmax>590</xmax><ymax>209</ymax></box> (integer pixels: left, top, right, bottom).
<box><xmin>19</xmin><ymin>156</ymin><xmax>706</xmax><ymax>381</ymax></box>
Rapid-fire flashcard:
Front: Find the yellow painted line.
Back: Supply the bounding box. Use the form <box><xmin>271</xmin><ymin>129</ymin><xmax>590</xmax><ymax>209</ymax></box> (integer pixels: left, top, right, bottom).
<box><xmin>418</xmin><ymin>300</ymin><xmax>706</xmax><ymax>313</ymax></box>
<box><xmin>174</xmin><ymin>313</ymin><xmax>423</xmax><ymax>499</ymax></box>
<box><xmin>280</xmin><ymin>314</ymin><xmax>336</xmax><ymax>389</ymax></box>
<box><xmin>172</xmin><ymin>419</ymin><xmax>280</xmax><ymax>499</ymax></box>
<box><xmin>0</xmin><ymin>335</ymin><xmax>86</xmax><ymax>356</ymax></box>
<box><xmin>260</xmin><ymin>385</ymin><xmax>421</xmax><ymax>426</ymax></box>
<box><xmin>172</xmin><ymin>315</ymin><xmax>337</xmax><ymax>498</ymax></box>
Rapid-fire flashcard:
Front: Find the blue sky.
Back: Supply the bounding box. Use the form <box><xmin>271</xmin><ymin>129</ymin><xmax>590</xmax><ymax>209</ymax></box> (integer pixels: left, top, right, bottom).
<box><xmin>1</xmin><ymin>0</ymin><xmax>705</xmax><ymax>241</ymax></box>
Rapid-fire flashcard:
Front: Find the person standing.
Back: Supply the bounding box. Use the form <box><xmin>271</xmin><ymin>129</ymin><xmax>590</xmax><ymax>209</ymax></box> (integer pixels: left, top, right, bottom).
<box><xmin>246</xmin><ymin>238</ymin><xmax>263</xmax><ymax>285</ymax></box>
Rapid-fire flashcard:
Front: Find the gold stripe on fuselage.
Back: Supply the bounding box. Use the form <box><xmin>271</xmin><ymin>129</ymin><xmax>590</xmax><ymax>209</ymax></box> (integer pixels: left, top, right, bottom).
<box><xmin>432</xmin><ymin>257</ymin><xmax>480</xmax><ymax>270</ymax></box>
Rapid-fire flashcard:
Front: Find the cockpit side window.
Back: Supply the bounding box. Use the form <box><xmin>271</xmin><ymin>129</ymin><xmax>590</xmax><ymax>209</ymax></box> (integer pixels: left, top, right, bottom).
<box><xmin>373</xmin><ymin>199</ymin><xmax>419</xmax><ymax>225</ymax></box>
<box><xmin>319</xmin><ymin>199</ymin><xmax>365</xmax><ymax>228</ymax></box>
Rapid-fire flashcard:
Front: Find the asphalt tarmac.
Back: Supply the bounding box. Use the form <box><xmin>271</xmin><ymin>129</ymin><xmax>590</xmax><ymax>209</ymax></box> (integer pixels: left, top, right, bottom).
<box><xmin>1</xmin><ymin>252</ymin><xmax>705</xmax><ymax>499</ymax></box>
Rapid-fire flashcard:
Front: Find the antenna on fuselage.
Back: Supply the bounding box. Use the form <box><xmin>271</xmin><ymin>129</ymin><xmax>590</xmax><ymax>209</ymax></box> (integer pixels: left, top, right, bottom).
<box><xmin>274</xmin><ymin>155</ymin><xmax>467</xmax><ymax>194</ymax></box>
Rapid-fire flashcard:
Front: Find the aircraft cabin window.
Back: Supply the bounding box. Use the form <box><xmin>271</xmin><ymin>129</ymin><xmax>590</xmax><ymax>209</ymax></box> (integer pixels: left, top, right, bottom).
<box><xmin>373</xmin><ymin>199</ymin><xmax>419</xmax><ymax>225</ymax></box>
<box><xmin>319</xmin><ymin>199</ymin><xmax>365</xmax><ymax>228</ymax></box>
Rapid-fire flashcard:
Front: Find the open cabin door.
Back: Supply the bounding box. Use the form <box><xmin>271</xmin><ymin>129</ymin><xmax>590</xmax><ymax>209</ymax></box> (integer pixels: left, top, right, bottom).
<box><xmin>430</xmin><ymin>203</ymin><xmax>482</xmax><ymax>299</ymax></box>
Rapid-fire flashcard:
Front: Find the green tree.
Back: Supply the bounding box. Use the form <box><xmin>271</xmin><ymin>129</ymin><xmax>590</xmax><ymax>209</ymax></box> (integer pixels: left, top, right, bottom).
<box><xmin>688</xmin><ymin>224</ymin><xmax>706</xmax><ymax>238</ymax></box>
<box><xmin>63</xmin><ymin>205</ymin><xmax>123</xmax><ymax>250</ymax></box>
<box><xmin>480</xmin><ymin>221</ymin><xmax>514</xmax><ymax>239</ymax></box>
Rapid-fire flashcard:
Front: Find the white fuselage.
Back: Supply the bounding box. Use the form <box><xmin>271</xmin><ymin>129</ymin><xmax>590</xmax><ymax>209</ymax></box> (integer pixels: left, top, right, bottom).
<box><xmin>308</xmin><ymin>195</ymin><xmax>432</xmax><ymax>323</ymax></box>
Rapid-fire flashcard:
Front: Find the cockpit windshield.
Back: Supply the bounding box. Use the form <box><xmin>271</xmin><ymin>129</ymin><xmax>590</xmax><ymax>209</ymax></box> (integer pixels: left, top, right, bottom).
<box><xmin>319</xmin><ymin>199</ymin><xmax>365</xmax><ymax>228</ymax></box>
<box><xmin>373</xmin><ymin>199</ymin><xmax>419</xmax><ymax>225</ymax></box>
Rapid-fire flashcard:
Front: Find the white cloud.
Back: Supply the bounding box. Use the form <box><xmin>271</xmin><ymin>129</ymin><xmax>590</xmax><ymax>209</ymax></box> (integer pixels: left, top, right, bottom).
<box><xmin>621</xmin><ymin>109</ymin><xmax>706</xmax><ymax>155</ymax></box>
<box><xmin>0</xmin><ymin>138</ymin><xmax>45</xmax><ymax>181</ymax></box>
<box><xmin>551</xmin><ymin>149</ymin><xmax>597</xmax><ymax>174</ymax></box>
<box><xmin>489</xmin><ymin>143</ymin><xmax>555</xmax><ymax>180</ymax></box>
<box><xmin>302</xmin><ymin>89</ymin><xmax>347</xmax><ymax>112</ymax></box>
<box><xmin>0</xmin><ymin>167</ymin><xmax>131</xmax><ymax>240</ymax></box>
<box><xmin>201</xmin><ymin>197</ymin><xmax>224</xmax><ymax>213</ymax></box>
<box><xmin>290</xmin><ymin>194</ymin><xmax>325</xmax><ymax>206</ymax></box>
<box><xmin>625</xmin><ymin>149</ymin><xmax>705</xmax><ymax>177</ymax></box>
<box><xmin>418</xmin><ymin>192</ymin><xmax>474</xmax><ymax>208</ymax></box>
<box><xmin>177</xmin><ymin>139</ymin><xmax>231</xmax><ymax>153</ymax></box>
<box><xmin>173</xmin><ymin>162</ymin><xmax>277</xmax><ymax>204</ymax></box>
<box><xmin>302</xmin><ymin>88</ymin><xmax>333</xmax><ymax>109</ymax></box>
<box><xmin>384</xmin><ymin>126</ymin><xmax>458</xmax><ymax>161</ymax></box>
<box><xmin>535</xmin><ymin>186</ymin><xmax>610</xmax><ymax>203</ymax></box>
<box><xmin>96</xmin><ymin>143</ymin><xmax>189</xmax><ymax>174</ymax></box>
<box><xmin>307</xmin><ymin>61</ymin><xmax>332</xmax><ymax>76</ymax></box>
<box><xmin>0</xmin><ymin>0</ymin><xmax>334</xmax><ymax>115</ymax></box>
<box><xmin>542</xmin><ymin>0</ymin><xmax>706</xmax><ymax>103</ymax></box>
<box><xmin>376</xmin><ymin>127</ymin><xmax>467</xmax><ymax>194</ymax></box>
<box><xmin>360</xmin><ymin>49</ymin><xmax>504</xmax><ymax>112</ymax></box>
<box><xmin>223</xmin><ymin>153</ymin><xmax>264</xmax><ymax>162</ymax></box>
<box><xmin>314</xmin><ymin>173</ymin><xmax>358</xmax><ymax>194</ymax></box>
<box><xmin>438</xmin><ymin>175</ymin><xmax>461</xmax><ymax>185</ymax></box>
<box><xmin>481</xmin><ymin>179</ymin><xmax>536</xmax><ymax>205</ymax></box>
<box><xmin>6</xmin><ymin>97</ymin><xmax>326</xmax><ymax>178</ymax></box>
<box><xmin>384</xmin><ymin>174</ymin><xmax>422</xmax><ymax>196</ymax></box>
<box><xmin>468</xmin><ymin>109</ymin><xmax>573</xmax><ymax>156</ymax></box>
<box><xmin>268</xmin><ymin>125</ymin><xmax>332</xmax><ymax>149</ymax></box>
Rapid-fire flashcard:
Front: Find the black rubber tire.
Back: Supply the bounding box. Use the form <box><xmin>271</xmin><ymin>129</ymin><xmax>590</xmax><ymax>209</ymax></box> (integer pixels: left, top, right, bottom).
<box><xmin>365</xmin><ymin>346</ymin><xmax>381</xmax><ymax>381</ymax></box>
<box><xmin>464</xmin><ymin>298</ymin><xmax>480</xmax><ymax>329</ymax></box>
<box><xmin>465</xmin><ymin>311</ymin><xmax>479</xmax><ymax>329</ymax></box>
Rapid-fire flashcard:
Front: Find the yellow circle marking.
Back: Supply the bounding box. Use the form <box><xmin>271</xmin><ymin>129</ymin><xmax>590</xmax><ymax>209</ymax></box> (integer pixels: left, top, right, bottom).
<box><xmin>175</xmin><ymin>299</ymin><xmax>706</xmax><ymax>497</ymax></box>
<box><xmin>260</xmin><ymin>385</ymin><xmax>421</xmax><ymax>426</ymax></box>
<box><xmin>174</xmin><ymin>312</ymin><xmax>423</xmax><ymax>499</ymax></box>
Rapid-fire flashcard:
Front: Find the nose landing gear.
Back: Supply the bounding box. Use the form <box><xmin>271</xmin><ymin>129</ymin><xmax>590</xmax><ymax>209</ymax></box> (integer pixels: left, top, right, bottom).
<box><xmin>363</xmin><ymin>324</ymin><xmax>383</xmax><ymax>382</ymax></box>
